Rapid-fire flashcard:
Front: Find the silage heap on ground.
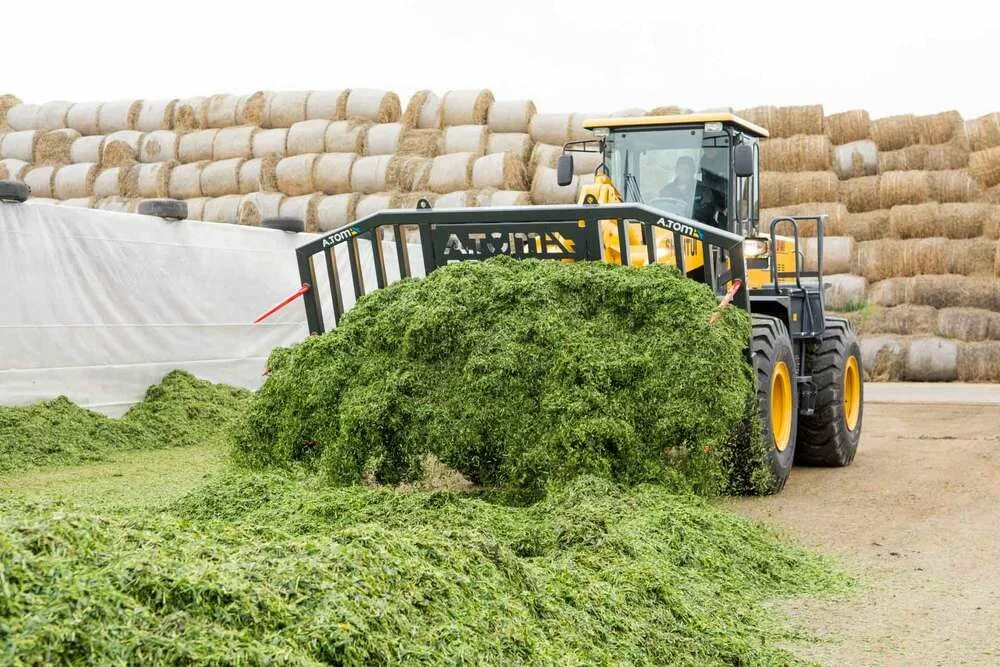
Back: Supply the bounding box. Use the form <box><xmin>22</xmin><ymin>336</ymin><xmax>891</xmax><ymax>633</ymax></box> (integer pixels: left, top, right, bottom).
<box><xmin>235</xmin><ymin>257</ymin><xmax>766</xmax><ymax>499</ymax></box>
<box><xmin>0</xmin><ymin>473</ymin><xmax>849</xmax><ymax>665</ymax></box>
<box><xmin>0</xmin><ymin>370</ymin><xmax>248</xmax><ymax>473</ymax></box>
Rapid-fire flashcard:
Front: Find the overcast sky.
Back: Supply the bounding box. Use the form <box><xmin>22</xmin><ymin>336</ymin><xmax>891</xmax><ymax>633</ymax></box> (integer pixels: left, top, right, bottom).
<box><xmin>7</xmin><ymin>0</ymin><xmax>998</xmax><ymax>119</ymax></box>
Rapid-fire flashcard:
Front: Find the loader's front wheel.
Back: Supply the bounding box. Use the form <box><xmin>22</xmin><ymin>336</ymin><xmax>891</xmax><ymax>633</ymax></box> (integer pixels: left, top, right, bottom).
<box><xmin>752</xmin><ymin>314</ymin><xmax>798</xmax><ymax>493</ymax></box>
<box><xmin>795</xmin><ymin>318</ymin><xmax>863</xmax><ymax>466</ymax></box>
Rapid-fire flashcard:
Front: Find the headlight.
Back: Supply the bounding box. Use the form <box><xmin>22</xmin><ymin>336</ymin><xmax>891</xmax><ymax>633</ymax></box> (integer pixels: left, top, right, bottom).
<box><xmin>744</xmin><ymin>238</ymin><xmax>770</xmax><ymax>258</ymax></box>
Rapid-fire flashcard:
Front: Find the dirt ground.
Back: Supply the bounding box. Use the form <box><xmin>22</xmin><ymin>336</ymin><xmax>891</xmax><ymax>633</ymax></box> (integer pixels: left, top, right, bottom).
<box><xmin>731</xmin><ymin>395</ymin><xmax>1000</xmax><ymax>666</ymax></box>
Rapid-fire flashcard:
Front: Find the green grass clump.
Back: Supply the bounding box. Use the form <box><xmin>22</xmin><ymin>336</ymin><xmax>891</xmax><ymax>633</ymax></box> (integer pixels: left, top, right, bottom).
<box><xmin>235</xmin><ymin>257</ymin><xmax>765</xmax><ymax>499</ymax></box>
<box><xmin>0</xmin><ymin>371</ymin><xmax>248</xmax><ymax>474</ymax></box>
<box><xmin>1</xmin><ymin>474</ymin><xmax>849</xmax><ymax>665</ymax></box>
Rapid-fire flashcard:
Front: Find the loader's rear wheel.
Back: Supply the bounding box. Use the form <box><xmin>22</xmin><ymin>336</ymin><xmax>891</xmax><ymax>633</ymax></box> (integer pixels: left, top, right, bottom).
<box><xmin>796</xmin><ymin>318</ymin><xmax>863</xmax><ymax>466</ymax></box>
<box><xmin>752</xmin><ymin>314</ymin><xmax>798</xmax><ymax>493</ymax></box>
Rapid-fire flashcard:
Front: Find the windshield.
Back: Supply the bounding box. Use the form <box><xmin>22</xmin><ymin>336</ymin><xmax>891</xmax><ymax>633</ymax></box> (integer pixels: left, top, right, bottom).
<box><xmin>604</xmin><ymin>128</ymin><xmax>730</xmax><ymax>227</ymax></box>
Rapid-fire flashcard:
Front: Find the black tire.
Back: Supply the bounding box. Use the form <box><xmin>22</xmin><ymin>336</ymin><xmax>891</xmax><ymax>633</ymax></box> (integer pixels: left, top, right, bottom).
<box><xmin>751</xmin><ymin>314</ymin><xmax>799</xmax><ymax>493</ymax></box>
<box><xmin>0</xmin><ymin>180</ymin><xmax>29</xmax><ymax>203</ymax></box>
<box><xmin>262</xmin><ymin>216</ymin><xmax>304</xmax><ymax>233</ymax></box>
<box><xmin>796</xmin><ymin>318</ymin><xmax>863</xmax><ymax>466</ymax></box>
<box><xmin>138</xmin><ymin>198</ymin><xmax>188</xmax><ymax>220</ymax></box>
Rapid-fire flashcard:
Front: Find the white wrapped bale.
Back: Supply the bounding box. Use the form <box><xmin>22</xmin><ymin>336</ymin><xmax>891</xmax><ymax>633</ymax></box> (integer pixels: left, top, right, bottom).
<box><xmin>529</xmin><ymin>113</ymin><xmax>572</xmax><ymax>145</ymax></box>
<box><xmin>0</xmin><ymin>158</ymin><xmax>30</xmax><ymax>181</ymax></box>
<box><xmin>265</xmin><ymin>91</ymin><xmax>310</xmax><ymax>128</ymax></box>
<box><xmin>349</xmin><ymin>154</ymin><xmax>393</xmax><ymax>194</ymax></box>
<box><xmin>313</xmin><ymin>153</ymin><xmax>356</xmax><ymax>195</ymax></box>
<box><xmin>572</xmin><ymin>151</ymin><xmax>603</xmax><ymax>176</ymax></box>
<box><xmin>238</xmin><ymin>156</ymin><xmax>278</xmax><ymax>193</ymax></box>
<box><xmin>803</xmin><ymin>236</ymin><xmax>854</xmax><ymax>274</ymax></box>
<box><xmin>305</xmin><ymin>90</ymin><xmax>349</xmax><ymax>121</ymax></box>
<box><xmin>200</xmin><ymin>158</ymin><xmax>245</xmax><ymax>197</ymax></box>
<box><xmin>135</xmin><ymin>99</ymin><xmax>177</xmax><ymax>132</ymax></box>
<box><xmin>823</xmin><ymin>274</ymin><xmax>868</xmax><ymax>310</ymax></box>
<box><xmin>905</xmin><ymin>337</ymin><xmax>958</xmax><ymax>381</ymax></box>
<box><xmin>528</xmin><ymin>143</ymin><xmax>562</xmax><ymax>172</ymax></box>
<box><xmin>5</xmin><ymin>104</ymin><xmax>40</xmax><ymax>131</ymax></box>
<box><xmin>477</xmin><ymin>189</ymin><xmax>531</xmax><ymax>207</ymax></box>
<box><xmin>185</xmin><ymin>197</ymin><xmax>210</xmax><ymax>221</ymax></box>
<box><xmin>235</xmin><ymin>92</ymin><xmax>268</xmax><ymax>126</ymax></box>
<box><xmin>440</xmin><ymin>90</ymin><xmax>494</xmax><ymax>126</ymax></box>
<box><xmin>93</xmin><ymin>167</ymin><xmax>129</xmax><ymax>198</ymax></box>
<box><xmin>168</xmin><ymin>161</ymin><xmax>206</xmax><ymax>199</ymax></box>
<box><xmin>101</xmin><ymin>130</ymin><xmax>144</xmax><ymax>167</ymax></box>
<box><xmin>53</xmin><ymin>163</ymin><xmax>98</xmax><ymax>199</ymax></box>
<box><xmin>66</xmin><ymin>102</ymin><xmax>103</xmax><ymax>135</ymax></box>
<box><xmin>325</xmin><ymin>120</ymin><xmax>369</xmax><ymax>153</ymax></box>
<box><xmin>355</xmin><ymin>192</ymin><xmax>400</xmax><ymax>219</ymax></box>
<box><xmin>70</xmin><ymin>135</ymin><xmax>105</xmax><ymax>164</ymax></box>
<box><xmin>98</xmin><ymin>100</ymin><xmax>141</xmax><ymax>134</ymax></box>
<box><xmin>0</xmin><ymin>94</ymin><xmax>20</xmax><ymax>128</ymax></box>
<box><xmin>530</xmin><ymin>166</ymin><xmax>580</xmax><ymax>205</ymax></box>
<box><xmin>860</xmin><ymin>335</ymin><xmax>906</xmax><ymax>381</ymax></box>
<box><xmin>279</xmin><ymin>193</ymin><xmax>321</xmax><ymax>232</ymax></box>
<box><xmin>569</xmin><ymin>113</ymin><xmax>594</xmax><ymax>141</ymax></box>
<box><xmin>487</xmin><ymin>100</ymin><xmax>536</xmax><ymax>133</ymax></box>
<box><xmin>130</xmin><ymin>162</ymin><xmax>175</xmax><ymax>198</ymax></box>
<box><xmin>1</xmin><ymin>130</ymin><xmax>39</xmax><ymax>161</ymax></box>
<box><xmin>440</xmin><ymin>125</ymin><xmax>488</xmax><ymax>155</ymax></box>
<box><xmin>276</xmin><ymin>154</ymin><xmax>318</xmax><ymax>196</ymax></box>
<box><xmin>407</xmin><ymin>90</ymin><xmax>442</xmax><ymax>129</ymax></box>
<box><xmin>202</xmin><ymin>195</ymin><xmax>244</xmax><ymax>224</ymax></box>
<box><xmin>472</xmin><ymin>152</ymin><xmax>527</xmax><ymax>190</ymax></box>
<box><xmin>24</xmin><ymin>166</ymin><xmax>57</xmax><ymax>198</ymax></box>
<box><xmin>178</xmin><ymin>129</ymin><xmax>219</xmax><ymax>163</ymax></box>
<box><xmin>286</xmin><ymin>120</ymin><xmax>330</xmax><ymax>155</ymax></box>
<box><xmin>317</xmin><ymin>193</ymin><xmax>360</xmax><ymax>230</ymax></box>
<box><xmin>427</xmin><ymin>152</ymin><xmax>475</xmax><ymax>194</ymax></box>
<box><xmin>832</xmin><ymin>140</ymin><xmax>878</xmax><ymax>179</ymax></box>
<box><xmin>212</xmin><ymin>126</ymin><xmax>257</xmax><ymax>160</ymax></box>
<box><xmin>345</xmin><ymin>89</ymin><xmax>401</xmax><ymax>123</ymax></box>
<box><xmin>252</xmin><ymin>128</ymin><xmax>288</xmax><ymax>158</ymax></box>
<box><xmin>487</xmin><ymin>132</ymin><xmax>532</xmax><ymax>162</ymax></box>
<box><xmin>38</xmin><ymin>101</ymin><xmax>73</xmax><ymax>130</ymax></box>
<box><xmin>434</xmin><ymin>190</ymin><xmax>477</xmax><ymax>208</ymax></box>
<box><xmin>365</xmin><ymin>123</ymin><xmax>403</xmax><ymax>155</ymax></box>
<box><xmin>203</xmin><ymin>94</ymin><xmax>243</xmax><ymax>128</ymax></box>
<box><xmin>140</xmin><ymin>130</ymin><xmax>180</xmax><ymax>162</ymax></box>
<box><xmin>238</xmin><ymin>191</ymin><xmax>285</xmax><ymax>226</ymax></box>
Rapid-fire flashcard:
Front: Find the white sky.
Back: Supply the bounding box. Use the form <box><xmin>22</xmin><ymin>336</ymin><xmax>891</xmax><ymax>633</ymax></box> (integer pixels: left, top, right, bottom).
<box><xmin>7</xmin><ymin>0</ymin><xmax>998</xmax><ymax>119</ymax></box>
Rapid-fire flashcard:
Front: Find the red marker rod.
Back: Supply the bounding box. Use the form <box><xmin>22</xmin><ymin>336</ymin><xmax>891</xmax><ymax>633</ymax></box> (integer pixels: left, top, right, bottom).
<box><xmin>254</xmin><ymin>283</ymin><xmax>311</xmax><ymax>324</ymax></box>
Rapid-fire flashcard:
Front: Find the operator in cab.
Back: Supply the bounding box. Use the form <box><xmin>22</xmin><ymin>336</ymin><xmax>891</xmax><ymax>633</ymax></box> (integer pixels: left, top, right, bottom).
<box><xmin>658</xmin><ymin>155</ymin><xmax>726</xmax><ymax>228</ymax></box>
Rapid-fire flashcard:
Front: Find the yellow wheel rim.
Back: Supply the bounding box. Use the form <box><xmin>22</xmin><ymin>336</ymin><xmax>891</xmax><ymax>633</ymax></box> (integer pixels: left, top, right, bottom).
<box><xmin>770</xmin><ymin>361</ymin><xmax>793</xmax><ymax>452</ymax></box>
<box><xmin>844</xmin><ymin>355</ymin><xmax>861</xmax><ymax>431</ymax></box>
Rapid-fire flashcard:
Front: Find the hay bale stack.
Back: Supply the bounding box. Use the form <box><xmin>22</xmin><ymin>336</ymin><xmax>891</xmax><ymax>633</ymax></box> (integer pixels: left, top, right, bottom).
<box><xmin>487</xmin><ymin>100</ymin><xmax>536</xmax><ymax>133</ymax></box>
<box><xmin>305</xmin><ymin>90</ymin><xmax>349</xmax><ymax>121</ymax></box>
<box><xmin>53</xmin><ymin>163</ymin><xmax>98</xmax><ymax>199</ymax></box>
<box><xmin>487</xmin><ymin>132</ymin><xmax>532</xmax><ymax>162</ymax></box>
<box><xmin>313</xmin><ymin>152</ymin><xmax>356</xmax><ymax>194</ymax></box>
<box><xmin>237</xmin><ymin>192</ymin><xmax>285</xmax><ymax>226</ymax></box>
<box><xmin>878</xmin><ymin>144</ymin><xmax>927</xmax><ymax>172</ymax></box>
<box><xmin>477</xmin><ymin>189</ymin><xmax>532</xmax><ymax>207</ymax></box>
<box><xmin>403</xmin><ymin>90</ymin><xmax>442</xmax><ymax>130</ymax></box>
<box><xmin>178</xmin><ymin>129</ymin><xmax>219</xmax><ymax>163</ymax></box>
<box><xmin>440</xmin><ymin>124</ymin><xmax>488</xmax><ymax>155</ymax></box>
<box><xmin>386</xmin><ymin>155</ymin><xmax>432</xmax><ymax>191</ymax></box>
<box><xmin>904</xmin><ymin>337</ymin><xmax>958</xmax><ymax>381</ymax></box>
<box><xmin>286</xmin><ymin>120</ymin><xmax>330</xmax><ymax>155</ymax></box>
<box><xmin>938</xmin><ymin>308</ymin><xmax>1000</xmax><ymax>341</ymax></box>
<box><xmin>966</xmin><ymin>113</ymin><xmax>1000</xmax><ymax>151</ymax></box>
<box><xmin>37</xmin><ymin>101</ymin><xmax>73</xmax><ymax>130</ymax></box>
<box><xmin>969</xmin><ymin>146</ymin><xmax>1000</xmax><ymax>188</ymax></box>
<box><xmin>765</xmin><ymin>105</ymin><xmax>825</xmax><ymax>138</ymax></box>
<box><xmin>130</xmin><ymin>161</ymin><xmax>175</xmax><ymax>198</ymax></box>
<box><xmin>252</xmin><ymin>128</ymin><xmax>288</xmax><ymax>158</ymax></box>
<box><xmin>0</xmin><ymin>158</ymin><xmax>30</xmax><ymax>181</ymax></box>
<box><xmin>70</xmin><ymin>135</ymin><xmax>105</xmax><ymax>164</ymax></box>
<box><xmin>238</xmin><ymin>156</ymin><xmax>279</xmax><ymax>193</ymax></box>
<box><xmin>471</xmin><ymin>152</ymin><xmax>527</xmax><ymax>190</ymax></box>
<box><xmin>761</xmin><ymin>202</ymin><xmax>848</xmax><ymax>235</ymax></box>
<box><xmin>135</xmin><ymin>99</ymin><xmax>177</xmax><ymax>132</ymax></box>
<box><xmin>202</xmin><ymin>195</ymin><xmax>244</xmax><ymax>224</ymax></box>
<box><xmin>870</xmin><ymin>114</ymin><xmax>918</xmax><ymax>151</ymax></box>
<box><xmin>317</xmin><ymin>193</ymin><xmax>360</xmax><ymax>230</ymax></box>
<box><xmin>825</xmin><ymin>110</ymin><xmax>870</xmax><ymax>145</ymax></box>
<box><xmin>838</xmin><ymin>175</ymin><xmax>881</xmax><ymax>212</ymax></box>
<box><xmin>440</xmin><ymin>90</ymin><xmax>494</xmax><ymax>126</ymax></box>
<box><xmin>823</xmin><ymin>274</ymin><xmax>867</xmax><ymax>310</ymax></box>
<box><xmin>200</xmin><ymin>158</ymin><xmax>244</xmax><ymax>197</ymax></box>
<box><xmin>93</xmin><ymin>167</ymin><xmax>129</xmax><ymax>197</ymax></box>
<box><xmin>957</xmin><ymin>341</ymin><xmax>1000</xmax><ymax>382</ymax></box>
<box><xmin>34</xmin><ymin>129</ymin><xmax>80</xmax><ymax>164</ymax></box>
<box><xmin>5</xmin><ymin>104</ymin><xmax>40</xmax><ymax>131</ymax></box>
<box><xmin>212</xmin><ymin>126</ymin><xmax>257</xmax><ymax>160</ymax></box>
<box><xmin>355</xmin><ymin>192</ymin><xmax>401</xmax><ymax>219</ymax></box>
<box><xmin>427</xmin><ymin>152</ymin><xmax>475</xmax><ymax>194</ymax></box>
<box><xmin>345</xmin><ymin>89</ymin><xmax>401</xmax><ymax>124</ymax></box>
<box><xmin>168</xmin><ymin>161</ymin><xmax>207</xmax><ymax>199</ymax></box>
<box><xmin>66</xmin><ymin>102</ymin><xmax>103</xmax><ymax>135</ymax></box>
<box><xmin>924</xmin><ymin>142</ymin><xmax>970</xmax><ymax>170</ymax></box>
<box><xmin>1</xmin><ymin>130</ymin><xmax>39</xmax><ymax>162</ymax></box>
<box><xmin>760</xmin><ymin>135</ymin><xmax>832</xmax><ymax>172</ymax></box>
<box><xmin>927</xmin><ymin>169</ymin><xmax>980</xmax><ymax>202</ymax></box>
<box><xmin>860</xmin><ymin>335</ymin><xmax>906</xmax><ymax>381</ymax></box>
<box><xmin>916</xmin><ymin>110</ymin><xmax>964</xmax><ymax>145</ymax></box>
<box><xmin>265</xmin><ymin>91</ymin><xmax>310</xmax><ymax>129</ymax></box>
<box><xmin>325</xmin><ymin>120</ymin><xmax>369</xmax><ymax>154</ymax></box>
<box><xmin>760</xmin><ymin>171</ymin><xmax>839</xmax><ymax>207</ymax></box>
<box><xmin>803</xmin><ymin>236</ymin><xmax>854</xmax><ymax>274</ymax></box>
<box><xmin>832</xmin><ymin>140</ymin><xmax>878</xmax><ymax>179</ymax></box>
<box><xmin>348</xmin><ymin>154</ymin><xmax>392</xmax><ymax>194</ymax></box>
<box><xmin>398</xmin><ymin>128</ymin><xmax>441</xmax><ymax>157</ymax></box>
<box><xmin>276</xmin><ymin>153</ymin><xmax>319</xmax><ymax>196</ymax></box>
<box><xmin>24</xmin><ymin>165</ymin><xmax>56</xmax><ymax>197</ymax></box>
<box><xmin>101</xmin><ymin>131</ymin><xmax>144</xmax><ymax>167</ymax></box>
<box><xmin>529</xmin><ymin>113</ymin><xmax>574</xmax><ymax>146</ymax></box>
<box><xmin>139</xmin><ymin>130</ymin><xmax>179</xmax><ymax>162</ymax></box>
<box><xmin>97</xmin><ymin>100</ymin><xmax>141</xmax><ymax>134</ymax></box>
<box><xmin>853</xmin><ymin>238</ymin><xmax>997</xmax><ymax>281</ymax></box>
<box><xmin>365</xmin><ymin>123</ymin><xmax>404</xmax><ymax>155</ymax></box>
<box><xmin>877</xmin><ymin>170</ymin><xmax>930</xmax><ymax>208</ymax></box>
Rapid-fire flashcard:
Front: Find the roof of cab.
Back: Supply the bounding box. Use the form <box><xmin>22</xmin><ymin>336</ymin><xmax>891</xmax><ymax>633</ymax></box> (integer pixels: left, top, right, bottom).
<box><xmin>582</xmin><ymin>112</ymin><xmax>769</xmax><ymax>138</ymax></box>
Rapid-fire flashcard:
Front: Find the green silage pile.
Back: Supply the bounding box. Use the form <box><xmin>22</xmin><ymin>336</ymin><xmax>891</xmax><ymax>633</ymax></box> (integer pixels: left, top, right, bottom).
<box><xmin>235</xmin><ymin>257</ymin><xmax>768</xmax><ymax>498</ymax></box>
<box><xmin>0</xmin><ymin>371</ymin><xmax>249</xmax><ymax>473</ymax></box>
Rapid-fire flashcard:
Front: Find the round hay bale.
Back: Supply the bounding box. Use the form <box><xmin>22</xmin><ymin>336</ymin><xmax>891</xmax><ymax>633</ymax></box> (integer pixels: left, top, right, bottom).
<box><xmin>34</xmin><ymin>128</ymin><xmax>80</xmax><ymax>164</ymax></box>
<box><xmin>386</xmin><ymin>155</ymin><xmax>432</xmax><ymax>191</ymax></box>
<box><xmin>440</xmin><ymin>124</ymin><xmax>488</xmax><ymax>155</ymax></box>
<box><xmin>853</xmin><ymin>238</ymin><xmax>996</xmax><ymax>281</ymax></box>
<box><xmin>135</xmin><ymin>99</ymin><xmax>177</xmax><ymax>132</ymax></box>
<box><xmin>396</xmin><ymin>191</ymin><xmax>438</xmax><ymax>209</ymax></box>
<box><xmin>1</xmin><ymin>130</ymin><xmax>39</xmax><ymax>161</ymax></box>
<box><xmin>853</xmin><ymin>305</ymin><xmax>937</xmax><ymax>336</ymax></box>
<box><xmin>877</xmin><ymin>144</ymin><xmax>927</xmax><ymax>172</ymax></box>
<box><xmin>878</xmin><ymin>170</ymin><xmax>930</xmax><ymax>208</ymax></box>
<box><xmin>178</xmin><ymin>129</ymin><xmax>219</xmax><ymax>163</ymax></box>
<box><xmin>202</xmin><ymin>195</ymin><xmax>244</xmax><ymax>224</ymax></box>
<box><xmin>440</xmin><ymin>89</ymin><xmax>493</xmax><ymax>126</ymax></box>
<box><xmin>70</xmin><ymin>135</ymin><xmax>105</xmax><ymax>164</ymax></box>
<box><xmin>528</xmin><ymin>143</ymin><xmax>562</xmax><ymax>173</ymax></box>
<box><xmin>938</xmin><ymin>308</ymin><xmax>1000</xmax><ymax>341</ymax></box>
<box><xmin>287</xmin><ymin>119</ymin><xmax>331</xmax><ymax>156</ymax></box>
<box><xmin>842</xmin><ymin>210</ymin><xmax>889</xmax><ymax>241</ymax></box>
<box><xmin>572</xmin><ymin>151</ymin><xmax>603</xmax><ymax>176</ymax></box>
<box><xmin>276</xmin><ymin>153</ymin><xmax>318</xmax><ymax>196</ymax></box>
<box><xmin>823</xmin><ymin>274</ymin><xmax>867</xmax><ymax>311</ymax></box>
<box><xmin>486</xmin><ymin>132</ymin><xmax>532</xmax><ymax>163</ymax></box>
<box><xmin>265</xmin><ymin>91</ymin><xmax>310</xmax><ymax>128</ymax></box>
<box><xmin>365</xmin><ymin>123</ymin><xmax>403</xmax><ymax>155</ymax></box>
<box><xmin>355</xmin><ymin>192</ymin><xmax>401</xmax><ymax>220</ymax></box>
<box><xmin>487</xmin><ymin>100</ymin><xmax>536</xmax><ymax>134</ymax></box>
<box><xmin>304</xmin><ymin>90</ymin><xmax>349</xmax><ymax>122</ymax></box>
<box><xmin>530</xmin><ymin>166</ymin><xmax>581</xmax><ymax>205</ymax></box>
<box><xmin>904</xmin><ymin>336</ymin><xmax>957</xmax><ymax>381</ymax></box>
<box><xmin>278</xmin><ymin>193</ymin><xmax>321</xmax><ymax>231</ymax></box>
<box><xmin>252</xmin><ymin>128</ymin><xmax>288</xmax><ymax>158</ymax></box>
<box><xmin>238</xmin><ymin>191</ymin><xmax>285</xmax><ymax>226</ymax></box>
<box><xmin>767</xmin><ymin>105</ymin><xmax>824</xmax><ymax>137</ymax></box>
<box><xmin>735</xmin><ymin>106</ymin><xmax>776</xmax><ymax>133</ymax></box>
<box><xmin>168</xmin><ymin>161</ymin><xmax>206</xmax><ymax>199</ymax></box>
<box><xmin>345</xmin><ymin>89</ymin><xmax>401</xmax><ymax>124</ymax></box>
<box><xmin>37</xmin><ymin>101</ymin><xmax>73</xmax><ymax>131</ymax></box>
<box><xmin>93</xmin><ymin>167</ymin><xmax>128</xmax><ymax>197</ymax></box>
<box><xmin>908</xmin><ymin>275</ymin><xmax>998</xmax><ymax>310</ymax></box>
<box><xmin>985</xmin><ymin>206</ymin><xmax>1000</xmax><ymax>240</ymax></box>
<box><xmin>832</xmin><ymin>140</ymin><xmax>878</xmax><ymax>179</ymax></box>
<box><xmin>203</xmin><ymin>94</ymin><xmax>242</xmax><ymax>128</ymax></box>
<box><xmin>101</xmin><ymin>131</ymin><xmax>143</xmax><ymax>167</ymax></box>
<box><xmin>966</xmin><ymin>113</ymin><xmax>1000</xmax><ymax>152</ymax></box>
<box><xmin>891</xmin><ymin>202</ymin><xmax>991</xmax><ymax>239</ymax></box>
<box><xmin>428</xmin><ymin>190</ymin><xmax>474</xmax><ymax>208</ymax></box>
<box><xmin>398</xmin><ymin>128</ymin><xmax>440</xmax><ymax>157</ymax></box>
<box><xmin>0</xmin><ymin>158</ymin><xmax>30</xmax><ymax>181</ymax></box>
<box><xmin>184</xmin><ymin>196</ymin><xmax>209</xmax><ymax>221</ymax></box>
<box><xmin>140</xmin><ymin>130</ymin><xmax>180</xmax><ymax>162</ymax></box>
<box><xmin>131</xmin><ymin>161</ymin><xmax>175</xmax><ymax>198</ymax></box>
<box><xmin>349</xmin><ymin>154</ymin><xmax>392</xmax><ymax>194</ymax></box>
<box><xmin>480</xmin><ymin>189</ymin><xmax>532</xmax><ymax>207</ymax></box>
<box><xmin>803</xmin><ymin>236</ymin><xmax>853</xmax><ymax>274</ymax></box>
<box><xmin>859</xmin><ymin>335</ymin><xmax>906</xmax><ymax>381</ymax></box>
<box><xmin>236</xmin><ymin>91</ymin><xmax>269</xmax><ymax>126</ymax></box>
<box><xmin>924</xmin><ymin>142</ymin><xmax>969</xmax><ymax>170</ymax></box>
<box><xmin>0</xmin><ymin>94</ymin><xmax>21</xmax><ymax>128</ymax></box>
<box><xmin>24</xmin><ymin>165</ymin><xmax>56</xmax><ymax>197</ymax></box>
<box><xmin>916</xmin><ymin>110</ymin><xmax>964</xmax><ymax>145</ymax></box>
<box><xmin>529</xmin><ymin>113</ymin><xmax>572</xmax><ymax>145</ymax></box>
<box><xmin>760</xmin><ymin>202</ymin><xmax>849</xmax><ymax>236</ymax></box>
<box><xmin>66</xmin><ymin>102</ymin><xmax>103</xmax><ymax>135</ymax></box>
<box><xmin>325</xmin><ymin>120</ymin><xmax>369</xmax><ymax>154</ymax></box>
<box><xmin>969</xmin><ymin>146</ymin><xmax>1000</xmax><ymax>188</ymax></box>
<box><xmin>200</xmin><ymin>158</ymin><xmax>244</xmax><ymax>197</ymax></box>
<box><xmin>759</xmin><ymin>135</ymin><xmax>832</xmax><ymax>172</ymax></box>
<box><xmin>762</xmin><ymin>171</ymin><xmax>839</xmax><ymax>208</ymax></box>
<box><xmin>313</xmin><ymin>152</ymin><xmax>356</xmax><ymax>194</ymax></box>
<box><xmin>825</xmin><ymin>110</ymin><xmax>870</xmax><ymax>145</ymax></box>
<box><xmin>238</xmin><ymin>156</ymin><xmax>279</xmax><ymax>193</ymax></box>
<box><xmin>98</xmin><ymin>100</ymin><xmax>142</xmax><ymax>134</ymax></box>
<box><xmin>870</xmin><ymin>114</ymin><xmax>917</xmax><ymax>151</ymax></box>
<box><xmin>173</xmin><ymin>97</ymin><xmax>207</xmax><ymax>132</ymax></box>
<box><xmin>957</xmin><ymin>341</ymin><xmax>1000</xmax><ymax>382</ymax></box>
<box><xmin>427</xmin><ymin>152</ymin><xmax>475</xmax><ymax>194</ymax></box>
<box><xmin>59</xmin><ymin>197</ymin><xmax>96</xmax><ymax>208</ymax></box>
<box><xmin>5</xmin><ymin>103</ymin><xmax>39</xmax><ymax>131</ymax></box>
<box><xmin>317</xmin><ymin>192</ymin><xmax>360</xmax><ymax>230</ymax></box>
<box><xmin>927</xmin><ymin>169</ymin><xmax>980</xmax><ymax>203</ymax></box>
<box><xmin>405</xmin><ymin>90</ymin><xmax>442</xmax><ymax>130</ymax></box>
<box><xmin>212</xmin><ymin>126</ymin><xmax>257</xmax><ymax>160</ymax></box>
<box><xmin>53</xmin><ymin>163</ymin><xmax>98</xmax><ymax>199</ymax></box>
<box><xmin>472</xmin><ymin>152</ymin><xmax>527</xmax><ymax>190</ymax></box>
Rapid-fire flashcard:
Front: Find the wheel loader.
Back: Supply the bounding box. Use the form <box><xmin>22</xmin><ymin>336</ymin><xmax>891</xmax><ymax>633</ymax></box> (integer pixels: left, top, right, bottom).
<box><xmin>280</xmin><ymin>112</ymin><xmax>864</xmax><ymax>492</ymax></box>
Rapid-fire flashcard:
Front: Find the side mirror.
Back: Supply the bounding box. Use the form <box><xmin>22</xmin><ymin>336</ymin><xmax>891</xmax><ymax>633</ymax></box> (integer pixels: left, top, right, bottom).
<box><xmin>556</xmin><ymin>153</ymin><xmax>575</xmax><ymax>186</ymax></box>
<box><xmin>733</xmin><ymin>144</ymin><xmax>754</xmax><ymax>178</ymax></box>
